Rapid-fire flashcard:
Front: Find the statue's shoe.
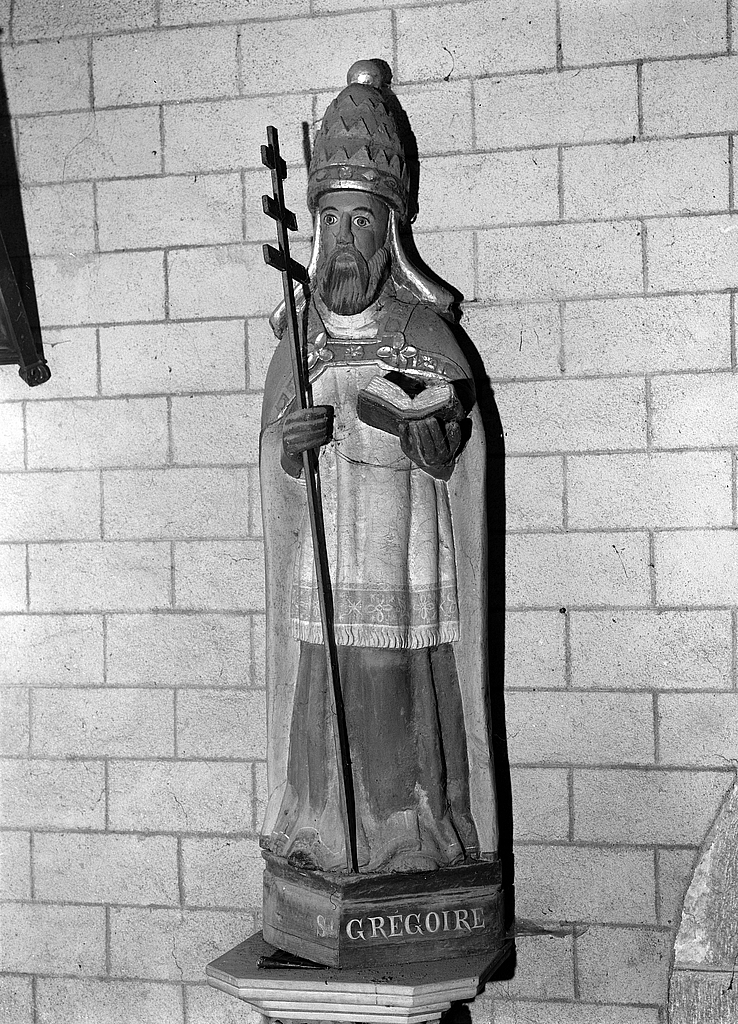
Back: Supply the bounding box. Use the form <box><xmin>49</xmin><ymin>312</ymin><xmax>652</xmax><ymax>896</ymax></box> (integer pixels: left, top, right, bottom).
<box><xmin>382</xmin><ymin>850</ymin><xmax>440</xmax><ymax>873</ymax></box>
<box><xmin>285</xmin><ymin>827</ymin><xmax>345</xmax><ymax>871</ymax></box>
<box><xmin>363</xmin><ymin>808</ymin><xmax>423</xmax><ymax>873</ymax></box>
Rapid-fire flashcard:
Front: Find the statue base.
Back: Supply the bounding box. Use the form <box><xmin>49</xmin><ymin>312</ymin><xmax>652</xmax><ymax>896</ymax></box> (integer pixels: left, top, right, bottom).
<box><xmin>262</xmin><ymin>852</ymin><xmax>506</xmax><ymax>968</ymax></box>
<box><xmin>207</xmin><ymin>930</ymin><xmax>513</xmax><ymax>1024</ymax></box>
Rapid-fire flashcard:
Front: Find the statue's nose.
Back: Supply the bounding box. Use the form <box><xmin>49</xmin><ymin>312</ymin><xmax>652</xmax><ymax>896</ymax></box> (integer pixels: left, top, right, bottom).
<box><xmin>337</xmin><ymin>214</ymin><xmax>353</xmax><ymax>244</ymax></box>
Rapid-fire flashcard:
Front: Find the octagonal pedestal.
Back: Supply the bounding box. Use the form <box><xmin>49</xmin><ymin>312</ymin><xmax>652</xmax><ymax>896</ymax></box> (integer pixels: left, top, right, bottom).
<box><xmin>207</xmin><ymin>931</ymin><xmax>513</xmax><ymax>1024</ymax></box>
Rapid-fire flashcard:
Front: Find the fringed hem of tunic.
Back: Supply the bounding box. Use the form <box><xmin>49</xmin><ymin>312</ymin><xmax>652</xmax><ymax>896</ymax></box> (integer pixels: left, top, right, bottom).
<box><xmin>291</xmin><ymin>622</ymin><xmax>461</xmax><ymax>648</ymax></box>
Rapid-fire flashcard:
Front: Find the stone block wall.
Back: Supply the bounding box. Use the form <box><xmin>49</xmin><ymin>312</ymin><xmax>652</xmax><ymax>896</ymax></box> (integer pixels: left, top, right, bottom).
<box><xmin>0</xmin><ymin>2</ymin><xmax>736</xmax><ymax>1022</ymax></box>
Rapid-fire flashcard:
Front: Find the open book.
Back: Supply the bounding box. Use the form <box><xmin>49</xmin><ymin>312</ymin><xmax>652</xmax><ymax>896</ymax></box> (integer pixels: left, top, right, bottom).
<box><xmin>357</xmin><ymin>371</ymin><xmax>463</xmax><ymax>437</ymax></box>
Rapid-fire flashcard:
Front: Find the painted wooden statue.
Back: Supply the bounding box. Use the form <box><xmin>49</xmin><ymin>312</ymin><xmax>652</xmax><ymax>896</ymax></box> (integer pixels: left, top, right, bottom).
<box><xmin>258</xmin><ymin>60</ymin><xmax>503</xmax><ymax>966</ymax></box>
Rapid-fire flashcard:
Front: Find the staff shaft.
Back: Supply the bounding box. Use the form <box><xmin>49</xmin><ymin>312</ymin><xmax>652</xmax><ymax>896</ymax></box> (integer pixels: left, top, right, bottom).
<box><xmin>263</xmin><ymin>125</ymin><xmax>359</xmax><ymax>875</ymax></box>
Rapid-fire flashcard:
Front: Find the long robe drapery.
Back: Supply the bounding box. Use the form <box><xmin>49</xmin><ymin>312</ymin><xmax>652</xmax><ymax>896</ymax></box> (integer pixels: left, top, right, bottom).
<box><xmin>259</xmin><ymin>290</ymin><xmax>499</xmax><ymax>872</ymax></box>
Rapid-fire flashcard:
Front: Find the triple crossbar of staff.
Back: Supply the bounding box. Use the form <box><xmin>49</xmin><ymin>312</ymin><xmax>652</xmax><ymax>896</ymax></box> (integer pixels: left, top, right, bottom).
<box><xmin>261</xmin><ymin>125</ymin><xmax>359</xmax><ymax>875</ymax></box>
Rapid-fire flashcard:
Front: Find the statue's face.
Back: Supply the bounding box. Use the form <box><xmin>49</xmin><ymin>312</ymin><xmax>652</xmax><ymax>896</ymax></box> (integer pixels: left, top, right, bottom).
<box><xmin>316</xmin><ymin>190</ymin><xmax>391</xmax><ymax>315</ymax></box>
<box><xmin>318</xmin><ymin>190</ymin><xmax>389</xmax><ymax>261</ymax></box>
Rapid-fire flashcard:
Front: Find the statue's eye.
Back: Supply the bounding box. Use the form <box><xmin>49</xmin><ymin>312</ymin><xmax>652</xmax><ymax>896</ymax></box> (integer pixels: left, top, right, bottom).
<box><xmin>353</xmin><ymin>216</ymin><xmax>370</xmax><ymax>228</ymax></box>
<box><xmin>323</xmin><ymin>213</ymin><xmax>338</xmax><ymax>226</ymax></box>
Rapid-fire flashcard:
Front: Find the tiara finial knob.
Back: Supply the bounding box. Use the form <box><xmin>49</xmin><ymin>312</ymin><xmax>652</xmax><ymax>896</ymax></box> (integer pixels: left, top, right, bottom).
<box><xmin>347</xmin><ymin>59</ymin><xmax>388</xmax><ymax>88</ymax></box>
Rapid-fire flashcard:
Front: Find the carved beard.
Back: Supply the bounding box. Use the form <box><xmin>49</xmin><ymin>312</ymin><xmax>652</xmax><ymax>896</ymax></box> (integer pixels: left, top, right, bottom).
<box><xmin>316</xmin><ymin>242</ymin><xmax>391</xmax><ymax>316</ymax></box>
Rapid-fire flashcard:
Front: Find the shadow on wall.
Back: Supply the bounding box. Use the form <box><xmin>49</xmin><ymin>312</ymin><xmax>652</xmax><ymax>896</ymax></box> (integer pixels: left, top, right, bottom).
<box><xmin>0</xmin><ymin>49</ymin><xmax>45</xmax><ymax>364</ymax></box>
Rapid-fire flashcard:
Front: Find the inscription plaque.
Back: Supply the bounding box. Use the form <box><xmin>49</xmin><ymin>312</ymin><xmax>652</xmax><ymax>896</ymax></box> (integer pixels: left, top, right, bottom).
<box><xmin>263</xmin><ymin>853</ymin><xmax>504</xmax><ymax>968</ymax></box>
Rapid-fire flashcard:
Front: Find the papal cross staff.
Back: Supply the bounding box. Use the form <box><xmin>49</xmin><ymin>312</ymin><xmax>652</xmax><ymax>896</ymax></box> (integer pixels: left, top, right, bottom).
<box><xmin>261</xmin><ymin>125</ymin><xmax>359</xmax><ymax>874</ymax></box>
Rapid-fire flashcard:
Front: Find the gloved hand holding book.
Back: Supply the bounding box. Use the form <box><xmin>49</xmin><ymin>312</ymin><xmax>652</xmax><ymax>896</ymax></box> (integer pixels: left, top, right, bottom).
<box><xmin>357</xmin><ymin>371</ymin><xmax>466</xmax><ymax>480</ymax></box>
